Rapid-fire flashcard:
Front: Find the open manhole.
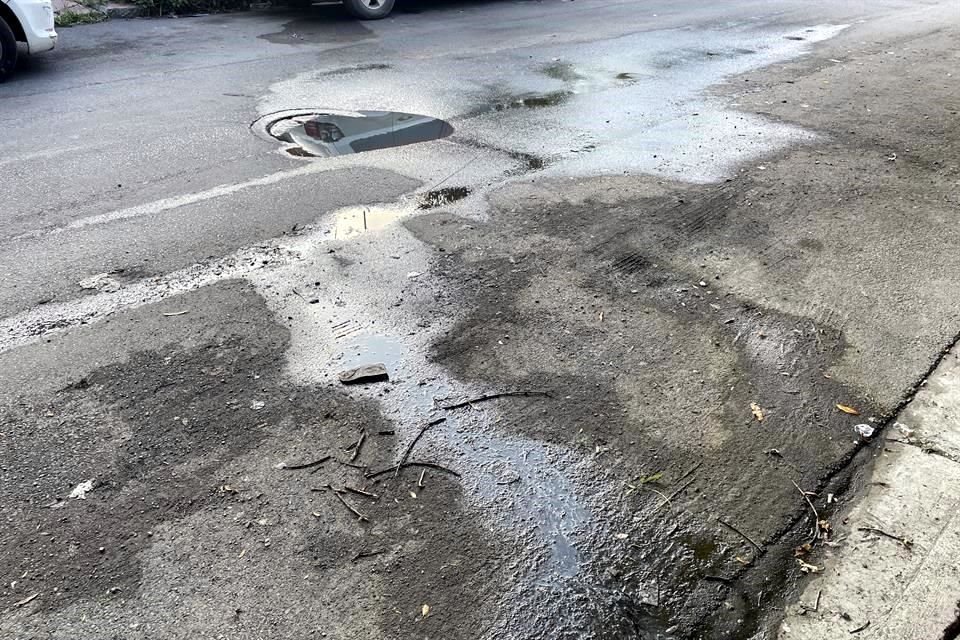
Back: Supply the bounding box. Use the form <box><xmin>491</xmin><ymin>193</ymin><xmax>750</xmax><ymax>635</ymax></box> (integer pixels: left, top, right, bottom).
<box><xmin>251</xmin><ymin>109</ymin><xmax>455</xmax><ymax>158</ymax></box>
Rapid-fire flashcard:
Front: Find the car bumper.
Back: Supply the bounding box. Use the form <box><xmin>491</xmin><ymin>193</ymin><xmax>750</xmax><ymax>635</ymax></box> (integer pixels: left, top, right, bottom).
<box><xmin>10</xmin><ymin>0</ymin><xmax>57</xmax><ymax>53</ymax></box>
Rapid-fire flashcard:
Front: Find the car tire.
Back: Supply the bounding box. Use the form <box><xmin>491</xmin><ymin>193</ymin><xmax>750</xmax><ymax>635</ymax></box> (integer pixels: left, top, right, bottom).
<box><xmin>0</xmin><ymin>17</ymin><xmax>17</xmax><ymax>83</ymax></box>
<box><xmin>343</xmin><ymin>0</ymin><xmax>394</xmax><ymax>20</ymax></box>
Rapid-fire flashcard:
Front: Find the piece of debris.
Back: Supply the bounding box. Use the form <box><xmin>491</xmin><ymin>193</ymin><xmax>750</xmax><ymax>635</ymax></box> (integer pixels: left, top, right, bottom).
<box><xmin>250</xmin><ymin>400</ymin><xmax>266</xmax><ymax>410</ymax></box>
<box><xmin>69</xmin><ymin>479</ymin><xmax>95</xmax><ymax>500</ymax></box>
<box><xmin>797</xmin><ymin>559</ymin><xmax>822</xmax><ymax>573</ymax></box>
<box><xmin>339</xmin><ymin>363</ymin><xmax>389</xmax><ymax>385</ymax></box>
<box><xmin>278</xmin><ymin>455</ymin><xmax>330</xmax><ymax>471</ymax></box>
<box><xmin>836</xmin><ymin>404</ymin><xmax>861</xmax><ymax>415</ymax></box>
<box><xmin>332</xmin><ymin>490</ymin><xmax>369</xmax><ymax>522</ymax></box>
<box><xmin>162</xmin><ymin>310</ymin><xmax>190</xmax><ymax>317</ymax></box>
<box><xmin>636</xmin><ymin>471</ymin><xmax>663</xmax><ymax>485</ymax></box>
<box><xmin>849</xmin><ymin>620</ymin><xmax>871</xmax><ymax>634</ymax></box>
<box><xmin>792</xmin><ymin>480</ymin><xmax>821</xmax><ymax>541</ymax></box>
<box><xmin>750</xmin><ymin>402</ymin><xmax>765</xmax><ymax>422</ymax></box>
<box><xmin>14</xmin><ymin>593</ymin><xmax>39</xmax><ymax>608</ymax></box>
<box><xmin>894</xmin><ymin>422</ymin><xmax>915</xmax><ymax>438</ymax></box>
<box><xmin>350</xmin><ymin>430</ymin><xmax>367</xmax><ymax>462</ymax></box>
<box><xmin>717</xmin><ymin>516</ymin><xmax>763</xmax><ymax>552</ymax></box>
<box><xmin>78</xmin><ymin>273</ymin><xmax>122</xmax><ymax>293</ymax></box>
<box><xmin>394</xmin><ymin>417</ymin><xmax>446</xmax><ymax>476</ymax></box>
<box><xmin>421</xmin><ymin>604</ymin><xmax>430</xmax><ymax>619</ymax></box>
<box><xmin>366</xmin><ymin>461</ymin><xmax>460</xmax><ymax>480</ymax></box>
<box><xmin>854</xmin><ymin>423</ymin><xmax>875</xmax><ymax>438</ymax></box>
<box><xmin>440</xmin><ymin>390</ymin><xmax>551</xmax><ymax>410</ymax></box>
<box><xmin>351</xmin><ymin>549</ymin><xmax>385</xmax><ymax>562</ymax></box>
<box><xmin>343</xmin><ymin>485</ymin><xmax>378</xmax><ymax>499</ymax></box>
<box><xmin>857</xmin><ymin>526</ymin><xmax>913</xmax><ymax>549</ymax></box>
<box><xmin>418</xmin><ymin>469</ymin><xmax>426</xmax><ymax>488</ymax></box>
<box><xmin>794</xmin><ymin>542</ymin><xmax>812</xmax><ymax>557</ymax></box>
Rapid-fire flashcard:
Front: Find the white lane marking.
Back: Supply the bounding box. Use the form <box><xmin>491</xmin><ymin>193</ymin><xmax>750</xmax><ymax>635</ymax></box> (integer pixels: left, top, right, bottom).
<box><xmin>10</xmin><ymin>161</ymin><xmax>341</xmax><ymax>242</ymax></box>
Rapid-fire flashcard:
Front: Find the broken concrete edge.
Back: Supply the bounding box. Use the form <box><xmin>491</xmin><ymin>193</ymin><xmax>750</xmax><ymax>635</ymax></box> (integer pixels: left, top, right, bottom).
<box><xmin>776</xmin><ymin>334</ymin><xmax>960</xmax><ymax>638</ymax></box>
<box><xmin>731</xmin><ymin>327</ymin><xmax>960</xmax><ymax>635</ymax></box>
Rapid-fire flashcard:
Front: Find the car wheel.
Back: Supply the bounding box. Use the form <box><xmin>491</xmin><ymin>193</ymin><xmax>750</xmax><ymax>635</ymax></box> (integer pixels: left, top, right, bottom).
<box><xmin>0</xmin><ymin>17</ymin><xmax>17</xmax><ymax>82</ymax></box>
<box><xmin>343</xmin><ymin>0</ymin><xmax>395</xmax><ymax>20</ymax></box>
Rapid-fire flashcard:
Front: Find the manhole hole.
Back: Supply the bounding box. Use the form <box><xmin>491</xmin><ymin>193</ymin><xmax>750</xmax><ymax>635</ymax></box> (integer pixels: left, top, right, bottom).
<box><xmin>251</xmin><ymin>109</ymin><xmax>455</xmax><ymax>158</ymax></box>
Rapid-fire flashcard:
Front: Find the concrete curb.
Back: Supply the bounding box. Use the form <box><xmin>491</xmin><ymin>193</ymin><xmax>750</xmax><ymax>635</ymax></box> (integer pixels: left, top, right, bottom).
<box><xmin>779</xmin><ymin>345</ymin><xmax>960</xmax><ymax>639</ymax></box>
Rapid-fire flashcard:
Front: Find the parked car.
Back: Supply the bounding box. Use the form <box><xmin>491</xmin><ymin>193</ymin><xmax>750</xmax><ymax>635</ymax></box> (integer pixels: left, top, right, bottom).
<box><xmin>342</xmin><ymin>0</ymin><xmax>394</xmax><ymax>20</ymax></box>
<box><xmin>0</xmin><ymin>0</ymin><xmax>56</xmax><ymax>81</ymax></box>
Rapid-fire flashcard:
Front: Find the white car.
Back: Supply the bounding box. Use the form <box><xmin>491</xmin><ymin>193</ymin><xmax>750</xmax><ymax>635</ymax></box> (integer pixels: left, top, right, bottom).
<box><xmin>0</xmin><ymin>0</ymin><xmax>56</xmax><ymax>81</ymax></box>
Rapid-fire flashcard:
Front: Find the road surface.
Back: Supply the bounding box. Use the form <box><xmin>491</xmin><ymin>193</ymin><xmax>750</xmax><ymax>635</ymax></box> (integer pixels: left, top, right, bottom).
<box><xmin>1</xmin><ymin>0</ymin><xmax>958</xmax><ymax>637</ymax></box>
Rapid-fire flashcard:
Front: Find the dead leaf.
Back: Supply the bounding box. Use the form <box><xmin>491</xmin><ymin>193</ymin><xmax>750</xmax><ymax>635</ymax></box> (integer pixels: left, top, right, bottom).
<box><xmin>836</xmin><ymin>404</ymin><xmax>860</xmax><ymax>415</ymax></box>
<box><xmin>750</xmin><ymin>402</ymin><xmax>765</xmax><ymax>422</ymax></box>
<box><xmin>409</xmin><ymin>491</ymin><xmax>417</xmax><ymax>499</ymax></box>
<box><xmin>818</xmin><ymin>519</ymin><xmax>832</xmax><ymax>534</ymax></box>
<box><xmin>615</xmin><ymin>533</ymin><xmax>629</xmax><ymax>540</ymax></box>
<box><xmin>794</xmin><ymin>542</ymin><xmax>812</xmax><ymax>558</ymax></box>
<box><xmin>421</xmin><ymin>604</ymin><xmax>430</xmax><ymax>618</ymax></box>
<box><xmin>797</xmin><ymin>559</ymin><xmax>822</xmax><ymax>574</ymax></box>
<box><xmin>735</xmin><ymin>555</ymin><xmax>752</xmax><ymax>566</ymax></box>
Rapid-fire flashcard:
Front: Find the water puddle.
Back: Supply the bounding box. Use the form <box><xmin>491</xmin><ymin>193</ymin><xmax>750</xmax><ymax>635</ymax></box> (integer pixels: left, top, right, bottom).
<box><xmin>332</xmin><ymin>205</ymin><xmax>407</xmax><ymax>240</ymax></box>
<box><xmin>465</xmin><ymin>90</ymin><xmax>574</xmax><ymax>118</ymax></box>
<box><xmin>254</xmin><ymin>109</ymin><xmax>454</xmax><ymax>158</ymax></box>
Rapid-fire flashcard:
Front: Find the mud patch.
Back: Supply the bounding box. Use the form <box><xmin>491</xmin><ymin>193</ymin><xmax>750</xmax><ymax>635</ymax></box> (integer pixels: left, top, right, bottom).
<box><xmin>0</xmin><ymin>281</ymin><xmax>506</xmax><ymax>639</ymax></box>
<box><xmin>418</xmin><ymin>186</ymin><xmax>471</xmax><ymax>209</ymax></box>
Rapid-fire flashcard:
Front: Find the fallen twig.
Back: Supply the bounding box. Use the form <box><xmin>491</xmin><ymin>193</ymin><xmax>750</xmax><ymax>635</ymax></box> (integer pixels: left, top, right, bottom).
<box><xmin>162</xmin><ymin>310</ymin><xmax>189</xmax><ymax>317</ymax></box>
<box><xmin>343</xmin><ymin>485</ymin><xmax>379</xmax><ymax>499</ymax></box>
<box><xmin>367</xmin><ymin>461</ymin><xmax>460</xmax><ymax>480</ymax></box>
<box><xmin>291</xmin><ymin>288</ymin><xmax>308</xmax><ymax>302</ymax></box>
<box><xmin>440</xmin><ymin>390</ymin><xmax>551</xmax><ymax>410</ymax></box>
<box><xmin>351</xmin><ymin>549</ymin><xmax>385</xmax><ymax>562</ymax></box>
<box><xmin>704</xmin><ymin>575</ymin><xmax>733</xmax><ymax>585</ymax></box>
<box><xmin>857</xmin><ymin>526</ymin><xmax>913</xmax><ymax>549</ymax></box>
<box><xmin>849</xmin><ymin>620</ymin><xmax>870</xmax><ymax>634</ymax></box>
<box><xmin>335</xmin><ymin>459</ymin><xmax>368</xmax><ymax>471</ymax></box>
<box><xmin>418</xmin><ymin>469</ymin><xmax>426</xmax><ymax>488</ymax></box>
<box><xmin>652</xmin><ymin>475</ymin><xmax>698</xmax><ymax>513</ymax></box>
<box><xmin>333</xmin><ymin>491</ymin><xmax>369</xmax><ymax>522</ymax></box>
<box><xmin>395</xmin><ymin>418</ymin><xmax>446</xmax><ymax>477</ymax></box>
<box><xmin>14</xmin><ymin>593</ymin><xmax>39</xmax><ymax>608</ymax></box>
<box><xmin>677</xmin><ymin>461</ymin><xmax>703</xmax><ymax>481</ymax></box>
<box><xmin>282</xmin><ymin>456</ymin><xmax>331</xmax><ymax>471</ymax></box>
<box><xmin>792</xmin><ymin>480</ymin><xmax>820</xmax><ymax>541</ymax></box>
<box><xmin>717</xmin><ymin>517</ymin><xmax>763</xmax><ymax>553</ymax></box>
<box><xmin>377</xmin><ymin>430</ymin><xmax>395</xmax><ymax>436</ymax></box>
<box><xmin>350</xmin><ymin>431</ymin><xmax>367</xmax><ymax>463</ymax></box>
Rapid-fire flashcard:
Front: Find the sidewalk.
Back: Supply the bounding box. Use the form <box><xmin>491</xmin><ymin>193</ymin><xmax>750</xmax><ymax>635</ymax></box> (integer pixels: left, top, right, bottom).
<box><xmin>779</xmin><ymin>345</ymin><xmax>960</xmax><ymax>639</ymax></box>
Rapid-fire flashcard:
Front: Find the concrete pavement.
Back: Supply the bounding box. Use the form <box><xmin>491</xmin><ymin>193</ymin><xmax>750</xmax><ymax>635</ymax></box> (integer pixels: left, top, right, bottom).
<box><xmin>2</xmin><ymin>1</ymin><xmax>959</xmax><ymax>637</ymax></box>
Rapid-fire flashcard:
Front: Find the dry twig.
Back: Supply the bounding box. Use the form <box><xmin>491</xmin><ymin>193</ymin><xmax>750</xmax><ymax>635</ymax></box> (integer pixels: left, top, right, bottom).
<box><xmin>440</xmin><ymin>390</ymin><xmax>551</xmax><ymax>410</ymax></box>
<box><xmin>717</xmin><ymin>517</ymin><xmax>763</xmax><ymax>553</ymax></box>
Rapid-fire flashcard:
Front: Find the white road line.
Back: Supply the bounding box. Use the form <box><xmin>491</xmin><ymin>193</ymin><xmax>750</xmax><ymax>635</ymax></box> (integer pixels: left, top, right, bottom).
<box><xmin>11</xmin><ymin>160</ymin><xmax>340</xmax><ymax>242</ymax></box>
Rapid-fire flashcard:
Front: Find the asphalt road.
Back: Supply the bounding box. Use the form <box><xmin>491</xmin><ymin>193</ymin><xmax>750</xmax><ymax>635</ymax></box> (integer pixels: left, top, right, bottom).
<box><xmin>1</xmin><ymin>0</ymin><xmax>958</xmax><ymax>638</ymax></box>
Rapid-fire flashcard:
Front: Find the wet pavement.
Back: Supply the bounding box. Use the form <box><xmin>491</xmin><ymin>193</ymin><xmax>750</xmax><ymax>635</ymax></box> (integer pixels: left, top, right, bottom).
<box><xmin>2</xmin><ymin>0</ymin><xmax>960</xmax><ymax>638</ymax></box>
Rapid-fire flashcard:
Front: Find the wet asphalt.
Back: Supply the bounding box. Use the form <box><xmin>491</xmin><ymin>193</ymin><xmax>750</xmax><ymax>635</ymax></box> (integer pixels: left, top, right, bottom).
<box><xmin>2</xmin><ymin>0</ymin><xmax>959</xmax><ymax>638</ymax></box>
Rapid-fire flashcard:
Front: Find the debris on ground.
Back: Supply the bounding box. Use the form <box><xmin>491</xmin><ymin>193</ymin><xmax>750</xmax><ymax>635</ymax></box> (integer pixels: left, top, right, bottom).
<box><xmin>339</xmin><ymin>363</ymin><xmax>389</xmax><ymax>384</ymax></box>
<box><xmin>440</xmin><ymin>390</ymin><xmax>550</xmax><ymax>410</ymax></box>
<box><xmin>854</xmin><ymin>423</ymin><xmax>875</xmax><ymax>438</ymax></box>
<box><xmin>750</xmin><ymin>402</ymin><xmax>765</xmax><ymax>422</ymax></box>
<box><xmin>797</xmin><ymin>559</ymin><xmax>822</xmax><ymax>574</ymax></box>
<box><xmin>836</xmin><ymin>403</ymin><xmax>861</xmax><ymax>415</ymax></box>
<box><xmin>68</xmin><ymin>479</ymin><xmax>95</xmax><ymax>500</ymax></box>
<box><xmin>77</xmin><ymin>273</ymin><xmax>122</xmax><ymax>293</ymax></box>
